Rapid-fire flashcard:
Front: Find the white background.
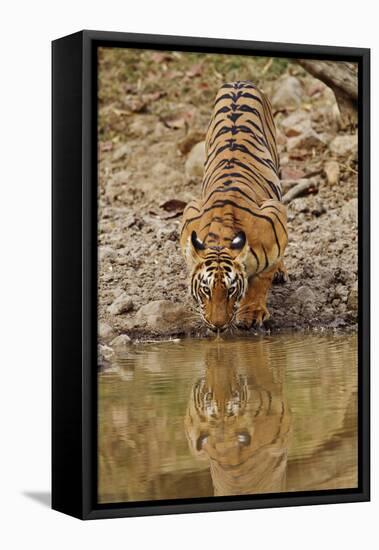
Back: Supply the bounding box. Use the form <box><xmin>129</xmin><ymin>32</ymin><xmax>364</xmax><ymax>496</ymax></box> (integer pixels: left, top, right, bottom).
<box><xmin>0</xmin><ymin>0</ymin><xmax>376</xmax><ymax>548</ymax></box>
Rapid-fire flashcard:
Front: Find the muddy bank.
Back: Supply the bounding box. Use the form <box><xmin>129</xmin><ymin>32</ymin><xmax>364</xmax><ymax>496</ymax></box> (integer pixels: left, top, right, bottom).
<box><xmin>97</xmin><ymin>48</ymin><xmax>358</xmax><ymax>355</ymax></box>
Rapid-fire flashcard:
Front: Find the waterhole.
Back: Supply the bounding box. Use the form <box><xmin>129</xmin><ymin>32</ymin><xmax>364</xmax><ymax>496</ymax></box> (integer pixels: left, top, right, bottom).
<box><xmin>98</xmin><ymin>333</ymin><xmax>357</xmax><ymax>504</ymax></box>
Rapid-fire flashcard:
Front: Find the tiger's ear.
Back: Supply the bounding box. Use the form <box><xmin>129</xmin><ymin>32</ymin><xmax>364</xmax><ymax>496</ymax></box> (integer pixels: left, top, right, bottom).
<box><xmin>186</xmin><ymin>231</ymin><xmax>205</xmax><ymax>266</ymax></box>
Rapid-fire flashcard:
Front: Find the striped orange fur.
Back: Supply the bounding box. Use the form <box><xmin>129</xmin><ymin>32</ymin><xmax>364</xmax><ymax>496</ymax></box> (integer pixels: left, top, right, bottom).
<box><xmin>180</xmin><ymin>81</ymin><xmax>288</xmax><ymax>331</ymax></box>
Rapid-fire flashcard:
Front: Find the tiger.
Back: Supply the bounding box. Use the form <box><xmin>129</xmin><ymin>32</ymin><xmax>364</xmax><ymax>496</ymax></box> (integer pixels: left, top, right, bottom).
<box><xmin>185</xmin><ymin>340</ymin><xmax>292</xmax><ymax>496</ymax></box>
<box><xmin>180</xmin><ymin>81</ymin><xmax>288</xmax><ymax>332</ymax></box>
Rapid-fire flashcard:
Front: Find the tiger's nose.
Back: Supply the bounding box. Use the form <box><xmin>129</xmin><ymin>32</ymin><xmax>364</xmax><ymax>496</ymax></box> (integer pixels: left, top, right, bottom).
<box><xmin>210</xmin><ymin>324</ymin><xmax>228</xmax><ymax>333</ymax></box>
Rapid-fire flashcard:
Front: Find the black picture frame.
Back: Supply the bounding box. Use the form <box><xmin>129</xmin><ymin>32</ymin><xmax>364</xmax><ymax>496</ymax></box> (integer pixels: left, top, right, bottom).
<box><xmin>52</xmin><ymin>30</ymin><xmax>370</xmax><ymax>520</ymax></box>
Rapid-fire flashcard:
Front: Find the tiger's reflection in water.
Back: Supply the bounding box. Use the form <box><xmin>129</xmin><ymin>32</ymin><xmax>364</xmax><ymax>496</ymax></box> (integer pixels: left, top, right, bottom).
<box><xmin>185</xmin><ymin>340</ymin><xmax>292</xmax><ymax>496</ymax></box>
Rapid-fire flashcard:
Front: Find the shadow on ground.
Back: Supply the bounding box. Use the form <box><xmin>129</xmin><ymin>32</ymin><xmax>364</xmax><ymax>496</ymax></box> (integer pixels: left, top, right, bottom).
<box><xmin>23</xmin><ymin>491</ymin><xmax>51</xmax><ymax>507</ymax></box>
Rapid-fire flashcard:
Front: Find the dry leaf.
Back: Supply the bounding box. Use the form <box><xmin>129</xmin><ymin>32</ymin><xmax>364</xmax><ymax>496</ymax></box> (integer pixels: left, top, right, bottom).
<box><xmin>142</xmin><ymin>91</ymin><xmax>166</xmax><ymax>104</ymax></box>
<box><xmin>162</xmin><ymin>110</ymin><xmax>195</xmax><ymax>130</ymax></box>
<box><xmin>160</xmin><ymin>199</ymin><xmax>188</xmax><ymax>212</ymax></box>
<box><xmin>150</xmin><ymin>52</ymin><xmax>173</xmax><ymax>63</ymax></box>
<box><xmin>122</xmin><ymin>95</ymin><xmax>147</xmax><ymax>113</ymax></box>
<box><xmin>100</xmin><ymin>141</ymin><xmax>113</xmax><ymax>152</ymax></box>
<box><xmin>186</xmin><ymin>63</ymin><xmax>203</xmax><ymax>78</ymax></box>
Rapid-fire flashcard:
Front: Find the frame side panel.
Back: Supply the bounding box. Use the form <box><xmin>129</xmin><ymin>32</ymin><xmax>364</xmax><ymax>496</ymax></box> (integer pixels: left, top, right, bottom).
<box><xmin>359</xmin><ymin>49</ymin><xmax>370</xmax><ymax>500</ymax></box>
<box><xmin>52</xmin><ymin>32</ymin><xmax>84</xmax><ymax>519</ymax></box>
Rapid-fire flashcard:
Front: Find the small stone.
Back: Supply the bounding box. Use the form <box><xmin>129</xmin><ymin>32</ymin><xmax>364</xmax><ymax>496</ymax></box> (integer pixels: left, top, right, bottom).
<box><xmin>112</xmin><ymin>143</ymin><xmax>131</xmax><ymax>161</ymax></box>
<box><xmin>311</xmin><ymin>201</ymin><xmax>326</xmax><ymax>217</ymax></box>
<box><xmin>287</xmin><ymin>129</ymin><xmax>326</xmax><ymax>152</ymax></box>
<box><xmin>280</xmin><ymin>109</ymin><xmax>312</xmax><ymax>137</ymax></box>
<box><xmin>112</xmin><ymin>287</ymin><xmax>125</xmax><ymax>298</ymax></box>
<box><xmin>152</xmin><ymin>162</ymin><xmax>170</xmax><ymax>176</ymax></box>
<box><xmin>98</xmin><ymin>246</ymin><xmax>117</xmax><ymax>262</ymax></box>
<box><xmin>98</xmin><ymin>321</ymin><xmax>114</xmax><ymax>340</ymax></box>
<box><xmin>324</xmin><ymin>161</ymin><xmax>340</xmax><ymax>185</ymax></box>
<box><xmin>129</xmin><ymin>116</ymin><xmax>150</xmax><ymax>137</ymax></box>
<box><xmin>185</xmin><ymin>141</ymin><xmax>206</xmax><ymax>180</ymax></box>
<box><xmin>108</xmin><ymin>293</ymin><xmax>134</xmax><ymax>315</ymax></box>
<box><xmin>301</xmin><ymin>264</ymin><xmax>315</xmax><ymax>279</ymax></box>
<box><xmin>288</xmin><ymin>197</ymin><xmax>310</xmax><ymax>214</ymax></box>
<box><xmin>281</xmin><ymin>166</ymin><xmax>305</xmax><ymax>180</ymax></box>
<box><xmin>272</xmin><ymin>76</ymin><xmax>303</xmax><ymax>109</ymax></box>
<box><xmin>329</xmin><ymin>134</ymin><xmax>358</xmax><ymax>156</ymax></box>
<box><xmin>332</xmin><ymin>267</ymin><xmax>351</xmax><ymax>285</ymax></box>
<box><xmin>110</xmin><ymin>334</ymin><xmax>131</xmax><ymax>348</ymax></box>
<box><xmin>110</xmin><ymin>170</ymin><xmax>130</xmax><ymax>186</ymax></box>
<box><xmin>152</xmin><ymin>122</ymin><xmax>167</xmax><ymax>139</ymax></box>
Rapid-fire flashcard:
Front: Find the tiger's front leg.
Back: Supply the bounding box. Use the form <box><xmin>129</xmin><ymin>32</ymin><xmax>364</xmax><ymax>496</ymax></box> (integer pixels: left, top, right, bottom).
<box><xmin>236</xmin><ymin>264</ymin><xmax>277</xmax><ymax>328</ymax></box>
<box><xmin>272</xmin><ymin>259</ymin><xmax>289</xmax><ymax>284</ymax></box>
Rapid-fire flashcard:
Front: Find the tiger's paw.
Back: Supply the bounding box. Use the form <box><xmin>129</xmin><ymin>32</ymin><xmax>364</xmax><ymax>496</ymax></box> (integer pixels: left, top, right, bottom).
<box><xmin>236</xmin><ymin>305</ymin><xmax>270</xmax><ymax>329</ymax></box>
<box><xmin>273</xmin><ymin>264</ymin><xmax>289</xmax><ymax>285</ymax></box>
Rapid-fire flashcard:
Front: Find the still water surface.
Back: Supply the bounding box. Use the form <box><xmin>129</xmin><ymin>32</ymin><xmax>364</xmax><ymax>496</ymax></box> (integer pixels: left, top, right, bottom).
<box><xmin>98</xmin><ymin>333</ymin><xmax>357</xmax><ymax>504</ymax></box>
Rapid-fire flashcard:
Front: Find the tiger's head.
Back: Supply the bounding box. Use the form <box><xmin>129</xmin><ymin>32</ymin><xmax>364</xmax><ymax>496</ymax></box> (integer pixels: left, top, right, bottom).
<box><xmin>186</xmin><ymin>230</ymin><xmax>249</xmax><ymax>332</ymax></box>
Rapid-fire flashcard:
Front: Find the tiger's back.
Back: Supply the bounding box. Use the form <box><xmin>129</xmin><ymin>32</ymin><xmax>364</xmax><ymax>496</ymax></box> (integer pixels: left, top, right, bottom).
<box><xmin>180</xmin><ymin>81</ymin><xmax>288</xmax><ymax>331</ymax></box>
<box><xmin>203</xmin><ymin>81</ymin><xmax>281</xmax><ymax>204</ymax></box>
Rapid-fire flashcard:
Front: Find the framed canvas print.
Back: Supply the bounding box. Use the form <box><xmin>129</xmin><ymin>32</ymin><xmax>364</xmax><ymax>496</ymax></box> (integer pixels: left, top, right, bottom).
<box><xmin>52</xmin><ymin>30</ymin><xmax>370</xmax><ymax>520</ymax></box>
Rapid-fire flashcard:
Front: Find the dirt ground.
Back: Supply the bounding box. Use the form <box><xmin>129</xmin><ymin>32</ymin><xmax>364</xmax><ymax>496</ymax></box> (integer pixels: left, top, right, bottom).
<box><xmin>97</xmin><ymin>48</ymin><xmax>358</xmax><ymax>349</ymax></box>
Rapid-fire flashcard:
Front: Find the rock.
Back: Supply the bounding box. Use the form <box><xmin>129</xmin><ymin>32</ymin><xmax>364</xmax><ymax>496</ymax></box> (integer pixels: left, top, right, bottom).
<box><xmin>301</xmin><ymin>264</ymin><xmax>315</xmax><ymax>279</ymax></box>
<box><xmin>287</xmin><ymin>129</ymin><xmax>326</xmax><ymax>151</ymax></box>
<box><xmin>99</xmin><ymin>246</ymin><xmax>117</xmax><ymax>262</ymax></box>
<box><xmin>110</xmin><ymin>170</ymin><xmax>130</xmax><ymax>185</ymax></box>
<box><xmin>324</xmin><ymin>160</ymin><xmax>340</xmax><ymax>185</ymax></box>
<box><xmin>108</xmin><ymin>293</ymin><xmax>134</xmax><ymax>315</ymax></box>
<box><xmin>288</xmin><ymin>197</ymin><xmax>310</xmax><ymax>214</ymax></box>
<box><xmin>152</xmin><ymin>122</ymin><xmax>168</xmax><ymax>139</ymax></box>
<box><xmin>280</xmin><ymin>109</ymin><xmax>312</xmax><ymax>137</ymax></box>
<box><xmin>152</xmin><ymin>161</ymin><xmax>170</xmax><ymax>176</ymax></box>
<box><xmin>98</xmin><ymin>321</ymin><xmax>115</xmax><ymax>340</ymax></box>
<box><xmin>129</xmin><ymin>115</ymin><xmax>151</xmax><ymax>137</ymax></box>
<box><xmin>98</xmin><ymin>344</ymin><xmax>114</xmax><ymax>362</ymax></box>
<box><xmin>332</xmin><ymin>267</ymin><xmax>351</xmax><ymax>285</ymax></box>
<box><xmin>185</xmin><ymin>141</ymin><xmax>206</xmax><ymax>179</ymax></box>
<box><xmin>133</xmin><ymin>300</ymin><xmax>193</xmax><ymax>334</ymax></box>
<box><xmin>112</xmin><ymin>143</ymin><xmax>131</xmax><ymax>162</ymax></box>
<box><xmin>272</xmin><ymin>76</ymin><xmax>303</xmax><ymax>109</ymax></box>
<box><xmin>112</xmin><ymin>286</ymin><xmax>126</xmax><ymax>298</ymax></box>
<box><xmin>311</xmin><ymin>201</ymin><xmax>326</xmax><ymax>217</ymax></box>
<box><xmin>289</xmin><ymin>286</ymin><xmax>317</xmax><ymax>314</ymax></box>
<box><xmin>101</xmin><ymin>273</ymin><xmax>114</xmax><ymax>282</ymax></box>
<box><xmin>110</xmin><ymin>334</ymin><xmax>131</xmax><ymax>349</ymax></box>
<box><xmin>346</xmin><ymin>285</ymin><xmax>358</xmax><ymax>312</ymax></box>
<box><xmin>329</xmin><ymin>134</ymin><xmax>358</xmax><ymax>156</ymax></box>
